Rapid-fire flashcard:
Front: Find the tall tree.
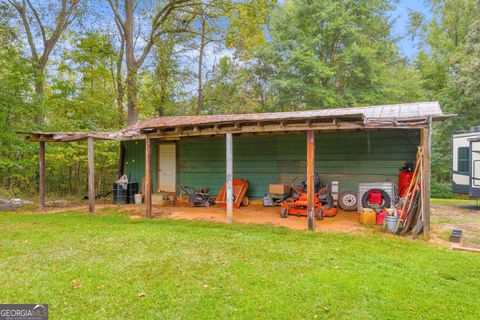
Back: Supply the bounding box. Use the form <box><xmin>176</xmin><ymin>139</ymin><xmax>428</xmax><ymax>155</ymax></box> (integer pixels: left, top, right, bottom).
<box><xmin>409</xmin><ymin>0</ymin><xmax>480</xmax><ymax>196</ymax></box>
<box><xmin>5</xmin><ymin>0</ymin><xmax>80</xmax><ymax>124</ymax></box>
<box><xmin>107</xmin><ymin>0</ymin><xmax>197</xmax><ymax>125</ymax></box>
<box><xmin>193</xmin><ymin>0</ymin><xmax>275</xmax><ymax>114</ymax></box>
<box><xmin>140</xmin><ymin>31</ymin><xmax>192</xmax><ymax>117</ymax></box>
<box><xmin>255</xmin><ymin>0</ymin><xmax>421</xmax><ymax>111</ymax></box>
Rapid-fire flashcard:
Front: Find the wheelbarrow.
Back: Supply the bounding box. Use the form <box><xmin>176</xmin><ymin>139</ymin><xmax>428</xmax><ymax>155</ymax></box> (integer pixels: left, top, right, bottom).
<box><xmin>216</xmin><ymin>179</ymin><xmax>249</xmax><ymax>208</ymax></box>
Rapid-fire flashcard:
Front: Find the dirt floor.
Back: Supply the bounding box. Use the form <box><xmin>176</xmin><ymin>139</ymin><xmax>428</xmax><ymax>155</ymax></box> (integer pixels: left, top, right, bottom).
<box><xmin>35</xmin><ymin>199</ymin><xmax>480</xmax><ymax>248</ymax></box>
<box><xmin>136</xmin><ymin>203</ymin><xmax>369</xmax><ymax>233</ymax></box>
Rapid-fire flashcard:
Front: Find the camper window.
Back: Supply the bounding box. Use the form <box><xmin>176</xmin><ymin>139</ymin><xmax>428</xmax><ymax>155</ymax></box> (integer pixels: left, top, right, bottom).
<box><xmin>458</xmin><ymin>147</ymin><xmax>470</xmax><ymax>173</ymax></box>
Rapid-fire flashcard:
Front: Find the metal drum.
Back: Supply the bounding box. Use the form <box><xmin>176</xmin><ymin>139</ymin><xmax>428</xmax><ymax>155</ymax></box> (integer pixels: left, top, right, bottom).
<box><xmin>112</xmin><ymin>183</ymin><xmax>128</xmax><ymax>204</ymax></box>
<box><xmin>126</xmin><ymin>182</ymin><xmax>138</xmax><ymax>204</ymax></box>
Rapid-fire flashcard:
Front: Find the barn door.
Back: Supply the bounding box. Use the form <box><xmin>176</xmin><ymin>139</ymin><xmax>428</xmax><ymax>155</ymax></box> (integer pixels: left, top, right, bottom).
<box><xmin>158</xmin><ymin>143</ymin><xmax>176</xmax><ymax>192</ymax></box>
<box><xmin>470</xmin><ymin>140</ymin><xmax>480</xmax><ymax>196</ymax></box>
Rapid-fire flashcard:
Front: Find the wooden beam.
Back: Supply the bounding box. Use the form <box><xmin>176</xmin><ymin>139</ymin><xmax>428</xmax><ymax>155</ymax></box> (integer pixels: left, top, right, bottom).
<box><xmin>87</xmin><ymin>137</ymin><xmax>95</xmax><ymax>214</ymax></box>
<box><xmin>306</xmin><ymin>130</ymin><xmax>315</xmax><ymax>231</ymax></box>
<box><xmin>422</xmin><ymin>120</ymin><xmax>432</xmax><ymax>240</ymax></box>
<box><xmin>147</xmin><ymin>121</ymin><xmax>366</xmax><ymax>139</ymax></box>
<box><xmin>452</xmin><ymin>246</ymin><xmax>480</xmax><ymax>254</ymax></box>
<box><xmin>39</xmin><ymin>141</ymin><xmax>45</xmax><ymax>210</ymax></box>
<box><xmin>226</xmin><ymin>133</ymin><xmax>233</xmax><ymax>223</ymax></box>
<box><xmin>145</xmin><ymin>137</ymin><xmax>152</xmax><ymax>218</ymax></box>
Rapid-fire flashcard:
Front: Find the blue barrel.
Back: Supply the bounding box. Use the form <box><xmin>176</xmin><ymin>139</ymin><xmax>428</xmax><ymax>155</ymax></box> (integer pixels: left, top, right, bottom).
<box><xmin>385</xmin><ymin>215</ymin><xmax>399</xmax><ymax>233</ymax></box>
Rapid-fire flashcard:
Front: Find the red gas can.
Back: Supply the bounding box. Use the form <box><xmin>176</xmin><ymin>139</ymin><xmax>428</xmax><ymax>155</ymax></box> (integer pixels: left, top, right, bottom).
<box><xmin>368</xmin><ymin>191</ymin><xmax>383</xmax><ymax>205</ymax></box>
<box><xmin>376</xmin><ymin>210</ymin><xmax>387</xmax><ymax>225</ymax></box>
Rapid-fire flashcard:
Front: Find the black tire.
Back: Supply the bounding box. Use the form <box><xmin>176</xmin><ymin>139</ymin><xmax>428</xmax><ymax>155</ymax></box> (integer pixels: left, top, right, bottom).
<box><xmin>315</xmin><ymin>208</ymin><xmax>324</xmax><ymax>220</ymax></box>
<box><xmin>361</xmin><ymin>189</ymin><xmax>391</xmax><ymax>209</ymax></box>
<box><xmin>280</xmin><ymin>207</ymin><xmax>289</xmax><ymax>218</ymax></box>
<box><xmin>338</xmin><ymin>190</ymin><xmax>358</xmax><ymax>211</ymax></box>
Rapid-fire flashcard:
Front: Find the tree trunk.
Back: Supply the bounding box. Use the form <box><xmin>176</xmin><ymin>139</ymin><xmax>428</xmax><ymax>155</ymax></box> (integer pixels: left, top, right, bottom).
<box><xmin>115</xmin><ymin>34</ymin><xmax>125</xmax><ymax>126</ymax></box>
<box><xmin>196</xmin><ymin>15</ymin><xmax>206</xmax><ymax>115</ymax></box>
<box><xmin>158</xmin><ymin>90</ymin><xmax>166</xmax><ymax>117</ymax></box>
<box><xmin>124</xmin><ymin>0</ymin><xmax>139</xmax><ymax>125</ymax></box>
<box><xmin>116</xmin><ymin>81</ymin><xmax>125</xmax><ymax>126</ymax></box>
<box><xmin>33</xmin><ymin>65</ymin><xmax>45</xmax><ymax>124</ymax></box>
<box><xmin>126</xmin><ymin>68</ymin><xmax>138</xmax><ymax>125</ymax></box>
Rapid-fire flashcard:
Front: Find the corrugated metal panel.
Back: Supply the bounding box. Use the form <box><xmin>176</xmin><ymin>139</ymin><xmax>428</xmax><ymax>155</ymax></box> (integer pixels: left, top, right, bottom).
<box><xmin>177</xmin><ymin>130</ymin><xmax>420</xmax><ymax>198</ymax></box>
<box><xmin>123</xmin><ymin>140</ymin><xmax>158</xmax><ymax>192</ymax></box>
<box><xmin>20</xmin><ymin>102</ymin><xmax>448</xmax><ymax>142</ymax></box>
<box><xmin>132</xmin><ymin>101</ymin><xmax>444</xmax><ymax>130</ymax></box>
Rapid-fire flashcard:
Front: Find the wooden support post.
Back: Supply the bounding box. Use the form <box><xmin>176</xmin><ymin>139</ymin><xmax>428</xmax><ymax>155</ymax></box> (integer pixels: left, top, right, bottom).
<box><xmin>87</xmin><ymin>137</ymin><xmax>95</xmax><ymax>214</ymax></box>
<box><xmin>39</xmin><ymin>141</ymin><xmax>45</xmax><ymax>210</ymax></box>
<box><xmin>422</xmin><ymin>119</ymin><xmax>432</xmax><ymax>240</ymax></box>
<box><xmin>226</xmin><ymin>133</ymin><xmax>233</xmax><ymax>223</ymax></box>
<box><xmin>306</xmin><ymin>130</ymin><xmax>315</xmax><ymax>231</ymax></box>
<box><xmin>145</xmin><ymin>137</ymin><xmax>152</xmax><ymax>218</ymax></box>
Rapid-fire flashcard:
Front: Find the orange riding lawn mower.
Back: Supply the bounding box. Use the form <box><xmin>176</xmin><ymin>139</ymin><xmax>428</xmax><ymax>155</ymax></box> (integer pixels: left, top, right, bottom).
<box><xmin>280</xmin><ymin>174</ymin><xmax>337</xmax><ymax>220</ymax></box>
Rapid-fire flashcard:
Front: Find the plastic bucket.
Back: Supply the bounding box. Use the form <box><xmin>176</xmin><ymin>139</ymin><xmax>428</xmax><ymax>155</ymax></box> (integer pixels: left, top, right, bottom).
<box><xmin>263</xmin><ymin>194</ymin><xmax>274</xmax><ymax>207</ymax></box>
<box><xmin>385</xmin><ymin>215</ymin><xmax>399</xmax><ymax>233</ymax></box>
<box><xmin>134</xmin><ymin>194</ymin><xmax>143</xmax><ymax>205</ymax></box>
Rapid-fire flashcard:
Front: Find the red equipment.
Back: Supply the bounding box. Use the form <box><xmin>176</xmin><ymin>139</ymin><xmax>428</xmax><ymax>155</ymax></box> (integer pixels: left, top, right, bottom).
<box><xmin>280</xmin><ymin>184</ymin><xmax>337</xmax><ymax>219</ymax></box>
<box><xmin>399</xmin><ymin>162</ymin><xmax>415</xmax><ymax>197</ymax></box>
<box><xmin>368</xmin><ymin>190</ymin><xmax>383</xmax><ymax>205</ymax></box>
<box><xmin>376</xmin><ymin>210</ymin><xmax>387</xmax><ymax>225</ymax></box>
<box><xmin>216</xmin><ymin>179</ymin><xmax>249</xmax><ymax>208</ymax></box>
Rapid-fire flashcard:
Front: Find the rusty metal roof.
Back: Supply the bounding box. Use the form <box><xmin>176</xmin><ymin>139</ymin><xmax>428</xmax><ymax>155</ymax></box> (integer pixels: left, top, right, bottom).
<box><xmin>19</xmin><ymin>101</ymin><xmax>450</xmax><ymax>142</ymax></box>
<box><xmin>132</xmin><ymin>101</ymin><xmax>446</xmax><ymax>130</ymax></box>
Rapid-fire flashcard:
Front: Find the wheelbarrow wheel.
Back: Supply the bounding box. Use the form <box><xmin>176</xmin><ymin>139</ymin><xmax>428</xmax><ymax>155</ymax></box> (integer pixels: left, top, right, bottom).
<box><xmin>280</xmin><ymin>207</ymin><xmax>289</xmax><ymax>218</ymax></box>
<box><xmin>241</xmin><ymin>196</ymin><xmax>249</xmax><ymax>206</ymax></box>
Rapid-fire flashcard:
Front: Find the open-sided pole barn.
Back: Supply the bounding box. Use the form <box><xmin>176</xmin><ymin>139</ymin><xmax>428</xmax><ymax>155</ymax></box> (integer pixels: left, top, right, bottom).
<box><xmin>19</xmin><ymin>102</ymin><xmax>450</xmax><ymax>239</ymax></box>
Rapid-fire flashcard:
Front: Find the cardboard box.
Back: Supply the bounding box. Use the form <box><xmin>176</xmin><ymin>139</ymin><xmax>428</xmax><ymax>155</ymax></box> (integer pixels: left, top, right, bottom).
<box><xmin>268</xmin><ymin>184</ymin><xmax>290</xmax><ymax>194</ymax></box>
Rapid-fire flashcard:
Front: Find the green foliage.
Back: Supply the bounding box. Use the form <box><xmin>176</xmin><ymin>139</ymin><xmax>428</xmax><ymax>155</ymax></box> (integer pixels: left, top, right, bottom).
<box><xmin>225</xmin><ymin>0</ymin><xmax>277</xmax><ymax>58</ymax></box>
<box><xmin>0</xmin><ymin>28</ymin><xmax>120</xmax><ymax>197</ymax></box>
<box><xmin>431</xmin><ymin>178</ymin><xmax>454</xmax><ymax>199</ymax></box>
<box><xmin>203</xmin><ymin>57</ymin><xmax>271</xmax><ymax>114</ymax></box>
<box><xmin>412</xmin><ymin>0</ymin><xmax>480</xmax><ymax>196</ymax></box>
<box><xmin>139</xmin><ymin>33</ymin><xmax>193</xmax><ymax>118</ymax></box>
<box><xmin>2</xmin><ymin>0</ymin><xmax>480</xmax><ymax>200</ymax></box>
<box><xmin>251</xmin><ymin>0</ymin><xmax>424</xmax><ymax>111</ymax></box>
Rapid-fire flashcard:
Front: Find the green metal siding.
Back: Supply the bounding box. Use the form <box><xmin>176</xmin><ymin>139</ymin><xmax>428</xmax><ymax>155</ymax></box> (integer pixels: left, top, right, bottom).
<box><xmin>123</xmin><ymin>140</ymin><xmax>157</xmax><ymax>192</ymax></box>
<box><xmin>177</xmin><ymin>130</ymin><xmax>420</xmax><ymax>198</ymax></box>
<box><xmin>123</xmin><ymin>130</ymin><xmax>420</xmax><ymax>198</ymax></box>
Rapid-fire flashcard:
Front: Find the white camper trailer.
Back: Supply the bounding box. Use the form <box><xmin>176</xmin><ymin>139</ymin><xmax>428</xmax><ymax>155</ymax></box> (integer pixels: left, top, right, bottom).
<box><xmin>452</xmin><ymin>126</ymin><xmax>480</xmax><ymax>198</ymax></box>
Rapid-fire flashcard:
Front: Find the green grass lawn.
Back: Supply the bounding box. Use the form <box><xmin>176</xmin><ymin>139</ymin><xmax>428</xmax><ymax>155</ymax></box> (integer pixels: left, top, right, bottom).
<box><xmin>1</xmin><ymin>209</ymin><xmax>480</xmax><ymax>319</ymax></box>
<box><xmin>431</xmin><ymin>198</ymin><xmax>480</xmax><ymax>206</ymax></box>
